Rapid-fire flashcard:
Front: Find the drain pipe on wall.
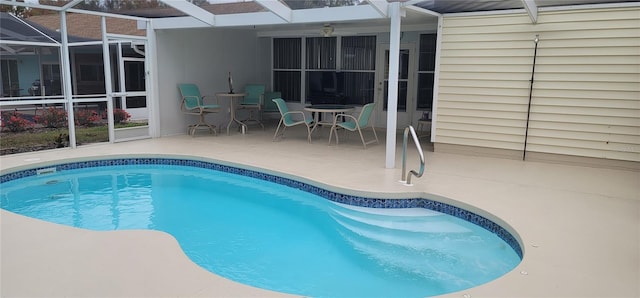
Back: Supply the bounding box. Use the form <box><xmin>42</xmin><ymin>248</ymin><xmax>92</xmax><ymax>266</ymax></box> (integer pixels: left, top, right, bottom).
<box><xmin>523</xmin><ymin>34</ymin><xmax>539</xmax><ymax>161</ymax></box>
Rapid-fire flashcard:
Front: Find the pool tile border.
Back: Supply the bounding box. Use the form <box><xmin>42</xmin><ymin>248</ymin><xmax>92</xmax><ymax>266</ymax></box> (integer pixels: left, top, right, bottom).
<box><xmin>1</xmin><ymin>157</ymin><xmax>523</xmax><ymax>258</ymax></box>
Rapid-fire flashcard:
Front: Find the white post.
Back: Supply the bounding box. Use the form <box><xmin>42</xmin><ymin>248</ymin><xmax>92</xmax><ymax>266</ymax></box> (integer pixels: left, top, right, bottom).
<box><xmin>385</xmin><ymin>2</ymin><xmax>402</xmax><ymax>169</ymax></box>
<box><xmin>101</xmin><ymin>16</ymin><xmax>115</xmax><ymax>142</ymax></box>
<box><xmin>59</xmin><ymin>11</ymin><xmax>76</xmax><ymax>148</ymax></box>
<box><xmin>146</xmin><ymin>19</ymin><xmax>160</xmax><ymax>138</ymax></box>
<box><xmin>430</xmin><ymin>15</ymin><xmax>443</xmax><ymax>143</ymax></box>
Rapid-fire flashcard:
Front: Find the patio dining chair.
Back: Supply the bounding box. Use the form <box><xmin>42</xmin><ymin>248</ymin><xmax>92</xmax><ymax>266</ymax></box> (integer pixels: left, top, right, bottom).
<box><xmin>178</xmin><ymin>83</ymin><xmax>221</xmax><ymax>136</ymax></box>
<box><xmin>237</xmin><ymin>84</ymin><xmax>265</xmax><ymax>129</ymax></box>
<box><xmin>328</xmin><ymin>102</ymin><xmax>378</xmax><ymax>149</ymax></box>
<box><xmin>272</xmin><ymin>98</ymin><xmax>314</xmax><ymax>143</ymax></box>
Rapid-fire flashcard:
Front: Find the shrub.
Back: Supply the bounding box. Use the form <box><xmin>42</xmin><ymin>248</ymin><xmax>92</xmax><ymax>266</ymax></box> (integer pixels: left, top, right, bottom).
<box><xmin>1</xmin><ymin>111</ymin><xmax>34</xmax><ymax>132</ymax></box>
<box><xmin>113</xmin><ymin>108</ymin><xmax>131</xmax><ymax>124</ymax></box>
<box><xmin>74</xmin><ymin>109</ymin><xmax>101</xmax><ymax>126</ymax></box>
<box><xmin>54</xmin><ymin>133</ymin><xmax>69</xmax><ymax>148</ymax></box>
<box><xmin>35</xmin><ymin>107</ymin><xmax>68</xmax><ymax>128</ymax></box>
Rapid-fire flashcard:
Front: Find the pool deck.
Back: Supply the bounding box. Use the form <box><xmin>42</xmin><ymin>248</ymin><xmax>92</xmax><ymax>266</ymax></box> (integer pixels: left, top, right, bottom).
<box><xmin>1</xmin><ymin>125</ymin><xmax>639</xmax><ymax>297</ymax></box>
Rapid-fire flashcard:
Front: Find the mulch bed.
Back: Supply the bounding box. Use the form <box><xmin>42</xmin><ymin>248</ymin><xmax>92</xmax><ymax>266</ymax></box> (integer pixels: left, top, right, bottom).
<box><xmin>1</xmin><ymin>143</ymin><xmax>64</xmax><ymax>155</ymax></box>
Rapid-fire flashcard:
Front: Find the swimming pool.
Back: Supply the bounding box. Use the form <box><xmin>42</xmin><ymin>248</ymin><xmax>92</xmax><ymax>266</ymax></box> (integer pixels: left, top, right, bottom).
<box><xmin>0</xmin><ymin>157</ymin><xmax>522</xmax><ymax>297</ymax></box>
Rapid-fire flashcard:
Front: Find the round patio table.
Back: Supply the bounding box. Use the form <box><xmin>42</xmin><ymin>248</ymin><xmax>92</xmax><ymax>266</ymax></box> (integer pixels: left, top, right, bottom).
<box><xmin>304</xmin><ymin>104</ymin><xmax>355</xmax><ymax>134</ymax></box>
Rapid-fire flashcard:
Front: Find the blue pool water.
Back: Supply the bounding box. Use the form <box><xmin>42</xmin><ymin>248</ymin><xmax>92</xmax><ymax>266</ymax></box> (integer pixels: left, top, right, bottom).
<box><xmin>0</xmin><ymin>159</ymin><xmax>521</xmax><ymax>297</ymax></box>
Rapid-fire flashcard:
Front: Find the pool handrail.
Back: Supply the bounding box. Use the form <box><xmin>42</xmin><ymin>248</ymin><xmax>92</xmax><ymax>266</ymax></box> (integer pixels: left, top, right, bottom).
<box><xmin>400</xmin><ymin>125</ymin><xmax>425</xmax><ymax>186</ymax></box>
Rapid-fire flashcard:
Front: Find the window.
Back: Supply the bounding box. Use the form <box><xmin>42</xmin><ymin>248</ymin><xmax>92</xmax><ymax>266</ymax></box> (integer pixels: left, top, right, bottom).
<box><xmin>124</xmin><ymin>61</ymin><xmax>145</xmax><ymax>92</ymax></box>
<box><xmin>41</xmin><ymin>63</ymin><xmax>62</xmax><ymax>95</ymax></box>
<box><xmin>306</xmin><ymin>37</ymin><xmax>336</xmax><ymax>69</ymax></box>
<box><xmin>1</xmin><ymin>59</ymin><xmax>19</xmax><ymax>97</ymax></box>
<box><xmin>73</xmin><ymin>49</ymin><xmax>106</xmax><ymax>95</ymax></box>
<box><xmin>273</xmin><ymin>36</ymin><xmax>376</xmax><ymax>106</ymax></box>
<box><xmin>417</xmin><ymin>34</ymin><xmax>437</xmax><ymax>110</ymax></box>
<box><xmin>274</xmin><ymin>71</ymin><xmax>301</xmax><ymax>103</ymax></box>
<box><xmin>123</xmin><ymin>60</ymin><xmax>147</xmax><ymax>108</ymax></box>
<box><xmin>79</xmin><ymin>64</ymin><xmax>104</xmax><ymax>82</ymax></box>
<box><xmin>383</xmin><ymin>49</ymin><xmax>410</xmax><ymax>111</ymax></box>
<box><xmin>273</xmin><ymin>38</ymin><xmax>301</xmax><ymax>102</ymax></box>
<box><xmin>341</xmin><ymin>36</ymin><xmax>375</xmax><ymax>71</ymax></box>
<box><xmin>341</xmin><ymin>36</ymin><xmax>376</xmax><ymax>105</ymax></box>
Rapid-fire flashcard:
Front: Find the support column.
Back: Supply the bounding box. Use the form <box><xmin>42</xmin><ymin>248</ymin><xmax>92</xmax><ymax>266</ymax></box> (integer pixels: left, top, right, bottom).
<box><xmin>101</xmin><ymin>16</ymin><xmax>115</xmax><ymax>142</ymax></box>
<box><xmin>59</xmin><ymin>11</ymin><xmax>76</xmax><ymax>148</ymax></box>
<box><xmin>385</xmin><ymin>2</ymin><xmax>402</xmax><ymax>169</ymax></box>
<box><xmin>146</xmin><ymin>20</ymin><xmax>160</xmax><ymax>138</ymax></box>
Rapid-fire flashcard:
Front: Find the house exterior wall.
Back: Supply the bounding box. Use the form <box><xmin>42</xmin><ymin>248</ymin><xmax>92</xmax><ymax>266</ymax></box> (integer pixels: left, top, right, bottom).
<box><xmin>155</xmin><ymin>28</ymin><xmax>265</xmax><ymax>136</ymax></box>
<box><xmin>434</xmin><ymin>6</ymin><xmax>640</xmax><ymax>169</ymax></box>
<box><xmin>1</xmin><ymin>53</ymin><xmax>59</xmax><ymax>97</ymax></box>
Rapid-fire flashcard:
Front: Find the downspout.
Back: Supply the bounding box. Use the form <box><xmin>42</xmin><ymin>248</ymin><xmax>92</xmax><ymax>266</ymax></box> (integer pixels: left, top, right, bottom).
<box><xmin>523</xmin><ymin>34</ymin><xmax>539</xmax><ymax>160</ymax></box>
<box><xmin>131</xmin><ymin>44</ymin><xmax>145</xmax><ymax>56</ymax></box>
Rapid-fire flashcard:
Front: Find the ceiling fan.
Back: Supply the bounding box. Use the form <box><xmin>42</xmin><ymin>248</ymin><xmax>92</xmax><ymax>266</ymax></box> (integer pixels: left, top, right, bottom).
<box><xmin>321</xmin><ymin>24</ymin><xmax>334</xmax><ymax>37</ymax></box>
<box><xmin>309</xmin><ymin>23</ymin><xmax>356</xmax><ymax>37</ymax></box>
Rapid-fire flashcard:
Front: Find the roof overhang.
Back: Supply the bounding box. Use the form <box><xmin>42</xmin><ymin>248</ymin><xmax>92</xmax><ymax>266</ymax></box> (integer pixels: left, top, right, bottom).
<box><xmin>2</xmin><ymin>0</ymin><xmax>638</xmax><ymax>33</ymax></box>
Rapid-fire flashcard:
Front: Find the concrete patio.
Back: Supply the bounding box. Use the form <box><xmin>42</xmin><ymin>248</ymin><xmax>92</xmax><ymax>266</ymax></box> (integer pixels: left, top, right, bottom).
<box><xmin>1</xmin><ymin>123</ymin><xmax>638</xmax><ymax>297</ymax></box>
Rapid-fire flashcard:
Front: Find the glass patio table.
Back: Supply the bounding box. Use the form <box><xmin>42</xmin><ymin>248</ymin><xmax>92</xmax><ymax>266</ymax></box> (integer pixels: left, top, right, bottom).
<box><xmin>304</xmin><ymin>104</ymin><xmax>355</xmax><ymax>134</ymax></box>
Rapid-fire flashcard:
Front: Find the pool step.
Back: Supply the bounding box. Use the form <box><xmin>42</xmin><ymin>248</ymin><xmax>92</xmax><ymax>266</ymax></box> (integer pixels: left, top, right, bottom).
<box><xmin>326</xmin><ymin>202</ymin><xmax>484</xmax><ymax>276</ymax></box>
<box><xmin>331</xmin><ymin>207</ymin><xmax>471</xmax><ymax>234</ymax></box>
<box><xmin>335</xmin><ymin>223</ymin><xmax>482</xmax><ymax>286</ymax></box>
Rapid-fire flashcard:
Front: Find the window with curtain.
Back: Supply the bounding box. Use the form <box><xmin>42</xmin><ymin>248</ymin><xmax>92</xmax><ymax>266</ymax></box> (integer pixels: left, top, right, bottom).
<box><xmin>306</xmin><ymin>37</ymin><xmax>336</xmax><ymax>70</ymax></box>
<box><xmin>273</xmin><ymin>36</ymin><xmax>377</xmax><ymax>106</ymax></box>
<box><xmin>417</xmin><ymin>34</ymin><xmax>436</xmax><ymax>110</ymax></box>
<box><xmin>273</xmin><ymin>38</ymin><xmax>301</xmax><ymax>102</ymax></box>
<box><xmin>341</xmin><ymin>36</ymin><xmax>376</xmax><ymax>105</ymax></box>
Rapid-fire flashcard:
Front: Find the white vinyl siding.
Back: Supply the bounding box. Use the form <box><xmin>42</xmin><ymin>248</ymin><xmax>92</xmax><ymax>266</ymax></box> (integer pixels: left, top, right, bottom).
<box><xmin>435</xmin><ymin>6</ymin><xmax>640</xmax><ymax>162</ymax></box>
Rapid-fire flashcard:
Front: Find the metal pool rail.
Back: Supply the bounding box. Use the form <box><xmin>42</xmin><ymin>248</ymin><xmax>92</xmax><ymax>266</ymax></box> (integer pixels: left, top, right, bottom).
<box><xmin>400</xmin><ymin>125</ymin><xmax>425</xmax><ymax>186</ymax></box>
